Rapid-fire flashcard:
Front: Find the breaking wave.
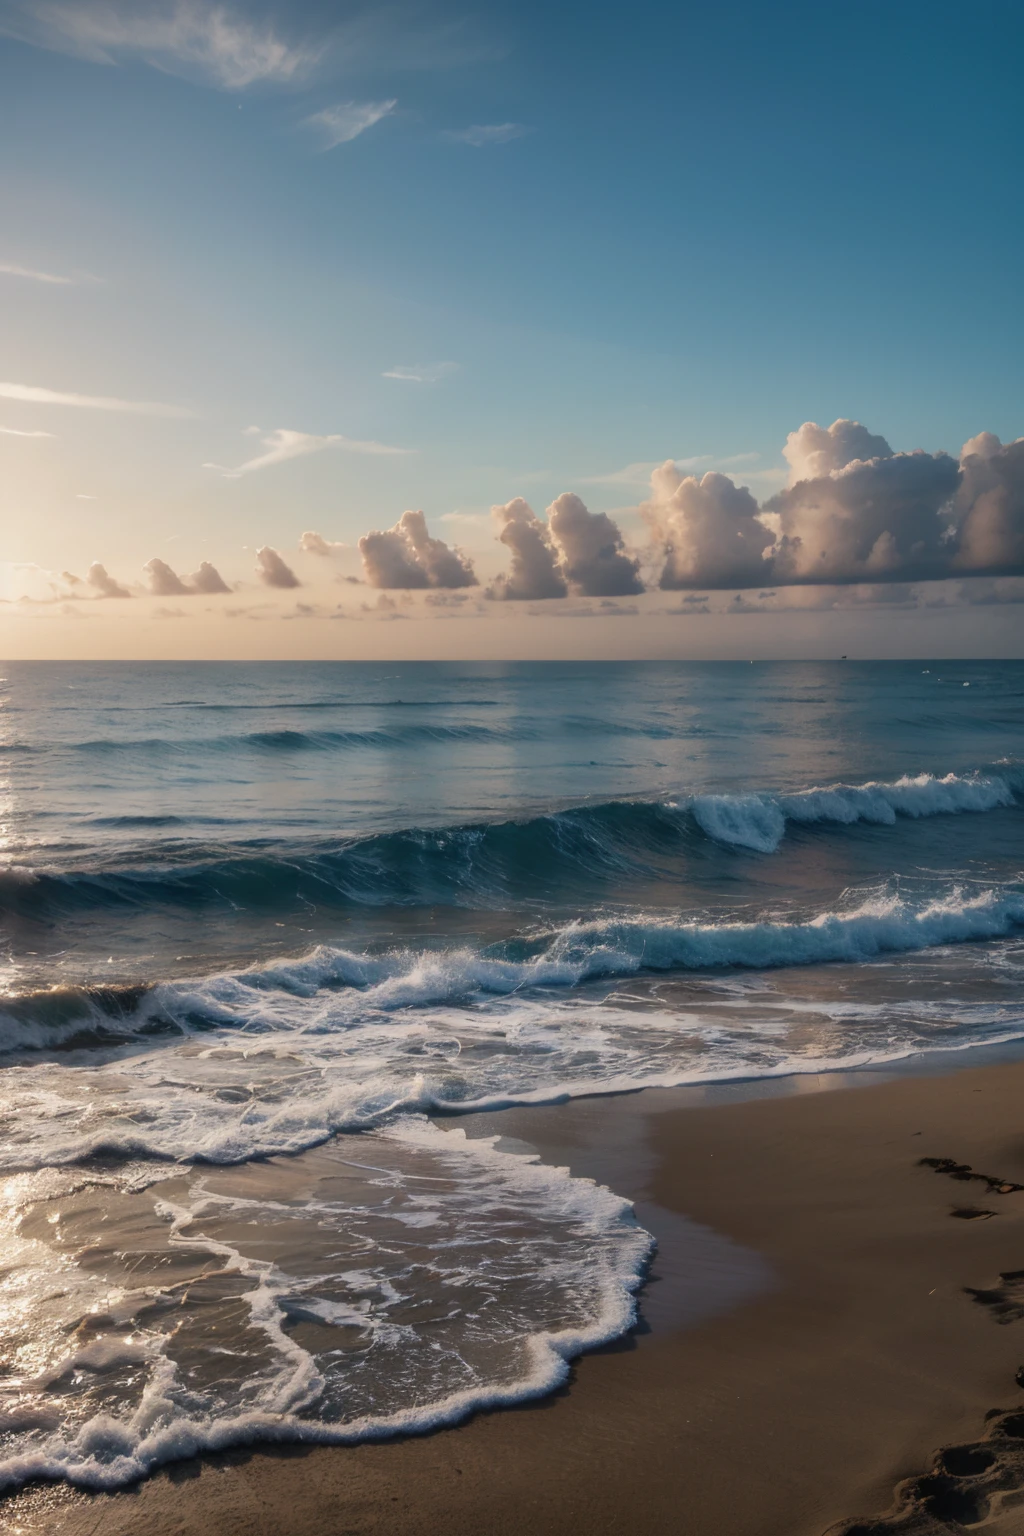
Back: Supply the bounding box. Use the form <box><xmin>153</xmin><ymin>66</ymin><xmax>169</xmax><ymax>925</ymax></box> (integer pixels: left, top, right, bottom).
<box><xmin>2</xmin><ymin>767</ymin><xmax>1020</xmax><ymax>920</ymax></box>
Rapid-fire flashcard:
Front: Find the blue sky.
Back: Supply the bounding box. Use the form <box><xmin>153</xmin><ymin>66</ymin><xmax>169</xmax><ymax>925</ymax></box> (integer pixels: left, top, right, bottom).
<box><xmin>1</xmin><ymin>0</ymin><xmax>1022</xmax><ymax>657</ymax></box>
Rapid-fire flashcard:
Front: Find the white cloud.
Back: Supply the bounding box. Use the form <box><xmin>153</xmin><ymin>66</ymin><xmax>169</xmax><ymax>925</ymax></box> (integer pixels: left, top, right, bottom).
<box><xmin>0</xmin><ymin>1</ymin><xmax>319</xmax><ymax>89</ymax></box>
<box><xmin>299</xmin><ymin>530</ymin><xmax>346</xmax><ymax>556</ymax></box>
<box><xmin>87</xmin><ymin>561</ymin><xmax>131</xmax><ymax>598</ymax></box>
<box><xmin>443</xmin><ymin>123</ymin><xmax>527</xmax><ymax>147</ymax></box>
<box><xmin>0</xmin><ymin>425</ymin><xmax>54</xmax><ymax>437</ymax></box>
<box><xmin>359</xmin><ymin>511</ymin><xmax>477</xmax><ymax>589</ymax></box>
<box><xmin>305</xmin><ymin>99</ymin><xmax>397</xmax><ymax>148</ymax></box>
<box><xmin>955</xmin><ymin>432</ymin><xmax>1024</xmax><ymax>574</ymax></box>
<box><xmin>205</xmin><ymin>426</ymin><xmax>409</xmax><ymax>478</ymax></box>
<box><xmin>0</xmin><ymin>261</ymin><xmax>73</xmax><ymax>285</ymax></box>
<box><xmin>255</xmin><ymin>546</ymin><xmax>300</xmax><ymax>589</ymax></box>
<box><xmin>143</xmin><ymin>556</ymin><xmax>230</xmax><ymax>595</ymax></box>
<box><xmin>642</xmin><ymin>465</ymin><xmax>775</xmax><ymax>589</ymax></box>
<box><xmin>382</xmin><ymin>362</ymin><xmax>457</xmax><ymax>384</ymax></box>
<box><xmin>439</xmin><ymin>511</ymin><xmax>488</xmax><ymax>526</ymax></box>
<box><xmin>783</xmin><ymin>419</ymin><xmax>893</xmax><ymax>486</ymax></box>
<box><xmin>0</xmin><ymin>381</ymin><xmax>191</xmax><ymax>416</ymax></box>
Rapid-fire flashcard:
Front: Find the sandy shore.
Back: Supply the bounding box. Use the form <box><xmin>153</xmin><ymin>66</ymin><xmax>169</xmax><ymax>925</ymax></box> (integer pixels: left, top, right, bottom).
<box><xmin>14</xmin><ymin>1056</ymin><xmax>1024</xmax><ymax>1536</ymax></box>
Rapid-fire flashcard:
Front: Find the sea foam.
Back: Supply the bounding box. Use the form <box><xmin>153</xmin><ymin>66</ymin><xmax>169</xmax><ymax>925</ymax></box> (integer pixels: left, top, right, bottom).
<box><xmin>692</xmin><ymin>771</ymin><xmax>1015</xmax><ymax>852</ymax></box>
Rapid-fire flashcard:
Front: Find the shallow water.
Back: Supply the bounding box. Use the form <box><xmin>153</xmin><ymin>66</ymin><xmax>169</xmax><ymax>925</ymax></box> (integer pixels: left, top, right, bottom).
<box><xmin>0</xmin><ymin>659</ymin><xmax>1022</xmax><ymax>1489</ymax></box>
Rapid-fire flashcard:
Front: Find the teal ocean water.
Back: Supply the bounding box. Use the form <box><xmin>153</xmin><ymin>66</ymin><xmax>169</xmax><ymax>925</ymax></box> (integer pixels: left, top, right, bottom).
<box><xmin>0</xmin><ymin>659</ymin><xmax>1022</xmax><ymax>1489</ymax></box>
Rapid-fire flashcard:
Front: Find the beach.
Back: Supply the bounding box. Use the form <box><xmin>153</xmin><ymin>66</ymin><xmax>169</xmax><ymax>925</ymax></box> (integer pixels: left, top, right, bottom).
<box><xmin>11</xmin><ymin>1051</ymin><xmax>1024</xmax><ymax>1536</ymax></box>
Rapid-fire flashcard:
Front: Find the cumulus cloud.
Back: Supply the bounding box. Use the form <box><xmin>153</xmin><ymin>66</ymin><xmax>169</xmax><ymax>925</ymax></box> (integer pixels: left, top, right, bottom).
<box><xmin>782</xmin><ymin>419</ymin><xmax>894</xmax><ymax>485</ymax></box>
<box><xmin>487</xmin><ymin>498</ymin><xmax>567</xmax><ymax>600</ymax></box>
<box><xmin>87</xmin><ymin>561</ymin><xmax>131</xmax><ymax>598</ymax></box>
<box><xmin>304</xmin><ymin>100</ymin><xmax>396</xmax><ymax>149</ymax></box>
<box><xmin>636</xmin><ymin>417</ymin><xmax>1024</xmax><ymax>590</ymax></box>
<box><xmin>547</xmin><ymin>493</ymin><xmax>643</xmax><ymax>596</ymax></box>
<box><xmin>642</xmin><ymin>465</ymin><xmax>775</xmax><ymax>588</ymax></box>
<box><xmin>443</xmin><ymin>123</ymin><xmax>527</xmax><ymax>146</ymax></box>
<box><xmin>488</xmin><ymin>494</ymin><xmax>640</xmax><ymax>599</ymax></box>
<box><xmin>206</xmin><ymin>426</ymin><xmax>408</xmax><ymax>477</ymax></box>
<box><xmin>0</xmin><ymin>0</ymin><xmax>319</xmax><ymax>89</ymax></box>
<box><xmin>955</xmin><ymin>432</ymin><xmax>1024</xmax><ymax>573</ymax></box>
<box><xmin>766</xmin><ymin>448</ymin><xmax>960</xmax><ymax>584</ymax></box>
<box><xmin>255</xmin><ymin>546</ymin><xmax>300</xmax><ymax>589</ymax></box>
<box><xmin>191</xmin><ymin>559</ymin><xmax>231</xmax><ymax>594</ymax></box>
<box><xmin>143</xmin><ymin>556</ymin><xmax>230</xmax><ymax>595</ymax></box>
<box><xmin>144</xmin><ymin>557</ymin><xmax>190</xmax><ymax>596</ymax></box>
<box><xmin>0</xmin><ymin>381</ymin><xmax>190</xmax><ymax>416</ymax></box>
<box><xmin>359</xmin><ymin>510</ymin><xmax>477</xmax><ymax>589</ymax></box>
<box><xmin>299</xmin><ymin>530</ymin><xmax>347</xmax><ymax>556</ymax></box>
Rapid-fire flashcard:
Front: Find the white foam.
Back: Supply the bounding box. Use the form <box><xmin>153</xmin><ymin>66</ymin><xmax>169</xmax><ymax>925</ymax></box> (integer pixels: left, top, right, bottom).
<box><xmin>0</xmin><ymin>1119</ymin><xmax>651</xmax><ymax>1493</ymax></box>
<box><xmin>691</xmin><ymin>771</ymin><xmax>1015</xmax><ymax>852</ymax></box>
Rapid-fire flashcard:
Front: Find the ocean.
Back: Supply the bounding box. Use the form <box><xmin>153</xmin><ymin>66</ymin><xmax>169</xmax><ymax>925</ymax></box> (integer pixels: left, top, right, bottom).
<box><xmin>1</xmin><ymin>658</ymin><xmax>1022</xmax><ymax>1491</ymax></box>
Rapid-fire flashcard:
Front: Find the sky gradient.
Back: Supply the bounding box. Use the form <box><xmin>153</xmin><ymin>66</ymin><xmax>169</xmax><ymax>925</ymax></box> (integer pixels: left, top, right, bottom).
<box><xmin>1</xmin><ymin>0</ymin><xmax>1022</xmax><ymax>658</ymax></box>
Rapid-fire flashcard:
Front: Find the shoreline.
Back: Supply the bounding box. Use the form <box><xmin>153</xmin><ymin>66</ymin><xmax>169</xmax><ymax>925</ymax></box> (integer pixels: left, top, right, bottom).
<box><xmin>13</xmin><ymin>1047</ymin><xmax>1024</xmax><ymax>1535</ymax></box>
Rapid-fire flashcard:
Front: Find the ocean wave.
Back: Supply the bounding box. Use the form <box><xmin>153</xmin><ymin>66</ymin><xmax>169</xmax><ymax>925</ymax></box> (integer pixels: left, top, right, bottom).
<box><xmin>4</xmin><ymin>880</ymin><xmax>1023</xmax><ymax>1058</ymax></box>
<box><xmin>692</xmin><ymin>770</ymin><xmax>1018</xmax><ymax>852</ymax></box>
<box><xmin>2</xmin><ymin>766</ymin><xmax>1019</xmax><ymax>919</ymax></box>
<box><xmin>3</xmin><ymin>713</ymin><xmax>671</xmax><ymax>757</ymax></box>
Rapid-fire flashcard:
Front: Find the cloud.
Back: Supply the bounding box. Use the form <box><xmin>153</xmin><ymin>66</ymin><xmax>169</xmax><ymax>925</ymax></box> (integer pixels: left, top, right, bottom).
<box><xmin>0</xmin><ymin>261</ymin><xmax>74</xmax><ymax>285</ymax></box>
<box><xmin>782</xmin><ymin>419</ymin><xmax>893</xmax><ymax>486</ymax></box>
<box><xmin>489</xmin><ymin>495</ymin><xmax>640</xmax><ymax>600</ymax></box>
<box><xmin>439</xmin><ymin>511</ymin><xmax>487</xmax><ymax>527</ymax></box>
<box><xmin>382</xmin><ymin>362</ymin><xmax>457</xmax><ymax>384</ymax></box>
<box><xmin>954</xmin><ymin>432</ymin><xmax>1024</xmax><ymax>574</ymax></box>
<box><xmin>190</xmin><ymin>559</ymin><xmax>232</xmax><ymax>594</ymax></box>
<box><xmin>547</xmin><ymin>493</ymin><xmax>643</xmax><ymax>596</ymax></box>
<box><xmin>766</xmin><ymin>447</ymin><xmax>961</xmax><ymax>584</ymax></box>
<box><xmin>299</xmin><ymin>530</ymin><xmax>346</xmax><ymax>556</ymax></box>
<box><xmin>956</xmin><ymin>575</ymin><xmax>1024</xmax><ymax>605</ymax></box>
<box><xmin>582</xmin><ymin>460</ymin><xmax>674</xmax><ymax>487</ymax></box>
<box><xmin>143</xmin><ymin>556</ymin><xmax>230</xmax><ymax>595</ymax></box>
<box><xmin>642</xmin><ymin>465</ymin><xmax>775</xmax><ymax>588</ymax></box>
<box><xmin>443</xmin><ymin>123</ymin><xmax>527</xmax><ymax>147</ymax></box>
<box><xmin>304</xmin><ymin>99</ymin><xmax>396</xmax><ymax>149</ymax></box>
<box><xmin>487</xmin><ymin>498</ymin><xmax>567</xmax><ymax>600</ymax></box>
<box><xmin>0</xmin><ymin>381</ymin><xmax>191</xmax><ymax>416</ymax></box>
<box><xmin>636</xmin><ymin>418</ymin><xmax>1024</xmax><ymax>590</ymax></box>
<box><xmin>0</xmin><ymin>425</ymin><xmax>54</xmax><ymax>437</ymax></box>
<box><xmin>87</xmin><ymin>561</ymin><xmax>131</xmax><ymax>598</ymax></box>
<box><xmin>359</xmin><ymin>510</ymin><xmax>477</xmax><ymax>589</ymax></box>
<box><xmin>0</xmin><ymin>1</ymin><xmax>319</xmax><ymax>89</ymax></box>
<box><xmin>255</xmin><ymin>545</ymin><xmax>300</xmax><ymax>589</ymax></box>
<box><xmin>206</xmin><ymin>426</ymin><xmax>408</xmax><ymax>477</ymax></box>
<box><xmin>144</xmin><ymin>557</ymin><xmax>190</xmax><ymax>596</ymax></box>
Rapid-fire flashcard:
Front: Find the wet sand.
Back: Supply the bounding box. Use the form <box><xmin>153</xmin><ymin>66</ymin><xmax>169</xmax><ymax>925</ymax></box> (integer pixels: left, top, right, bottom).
<box><xmin>14</xmin><ymin>1056</ymin><xmax>1024</xmax><ymax>1536</ymax></box>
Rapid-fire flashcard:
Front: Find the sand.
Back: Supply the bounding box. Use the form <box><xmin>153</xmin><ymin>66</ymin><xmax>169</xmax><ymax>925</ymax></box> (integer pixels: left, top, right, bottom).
<box><xmin>13</xmin><ymin>1056</ymin><xmax>1024</xmax><ymax>1536</ymax></box>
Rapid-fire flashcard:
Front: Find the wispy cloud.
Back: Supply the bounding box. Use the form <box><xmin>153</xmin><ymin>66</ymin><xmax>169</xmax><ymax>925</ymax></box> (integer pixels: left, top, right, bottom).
<box><xmin>205</xmin><ymin>426</ymin><xmax>410</xmax><ymax>478</ymax></box>
<box><xmin>0</xmin><ymin>1</ymin><xmax>319</xmax><ymax>89</ymax></box>
<box><xmin>0</xmin><ymin>381</ymin><xmax>191</xmax><ymax>416</ymax></box>
<box><xmin>439</xmin><ymin>511</ymin><xmax>488</xmax><ymax>526</ymax></box>
<box><xmin>0</xmin><ymin>261</ymin><xmax>75</xmax><ymax>285</ymax></box>
<box><xmin>0</xmin><ymin>425</ymin><xmax>54</xmax><ymax>437</ymax></box>
<box><xmin>383</xmin><ymin>362</ymin><xmax>457</xmax><ymax>384</ymax></box>
<box><xmin>304</xmin><ymin>99</ymin><xmax>396</xmax><ymax>149</ymax></box>
<box><xmin>443</xmin><ymin>123</ymin><xmax>528</xmax><ymax>147</ymax></box>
